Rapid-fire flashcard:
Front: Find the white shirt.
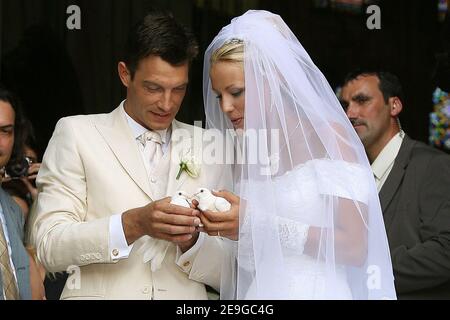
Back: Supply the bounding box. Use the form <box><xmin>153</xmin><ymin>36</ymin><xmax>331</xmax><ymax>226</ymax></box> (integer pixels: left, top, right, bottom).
<box><xmin>124</xmin><ymin>107</ymin><xmax>170</xmax><ymax>175</ymax></box>
<box><xmin>371</xmin><ymin>131</ymin><xmax>404</xmax><ymax>192</ymax></box>
<box><xmin>108</xmin><ymin>101</ymin><xmax>204</xmax><ymax>262</ymax></box>
<box><xmin>124</xmin><ymin>107</ymin><xmax>170</xmax><ymax>155</ymax></box>
<box><xmin>0</xmin><ymin>203</ymin><xmax>18</xmax><ymax>299</ymax></box>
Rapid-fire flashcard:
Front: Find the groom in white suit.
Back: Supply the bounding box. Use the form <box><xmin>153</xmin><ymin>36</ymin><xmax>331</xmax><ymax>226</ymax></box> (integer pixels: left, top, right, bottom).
<box><xmin>29</xmin><ymin>12</ymin><xmax>232</xmax><ymax>299</ymax></box>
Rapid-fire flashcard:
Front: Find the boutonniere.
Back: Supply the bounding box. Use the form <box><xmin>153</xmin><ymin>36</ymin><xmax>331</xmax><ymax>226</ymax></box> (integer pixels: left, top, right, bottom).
<box><xmin>176</xmin><ymin>150</ymin><xmax>200</xmax><ymax>180</ymax></box>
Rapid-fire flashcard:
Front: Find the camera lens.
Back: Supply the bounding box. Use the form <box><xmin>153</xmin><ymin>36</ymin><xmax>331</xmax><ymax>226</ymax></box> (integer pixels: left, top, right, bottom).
<box><xmin>5</xmin><ymin>157</ymin><xmax>30</xmax><ymax>178</ymax></box>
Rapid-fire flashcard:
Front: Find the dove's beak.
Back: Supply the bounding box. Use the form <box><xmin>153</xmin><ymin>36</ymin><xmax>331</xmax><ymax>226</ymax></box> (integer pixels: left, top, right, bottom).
<box><xmin>192</xmin><ymin>190</ymin><xmax>201</xmax><ymax>200</ymax></box>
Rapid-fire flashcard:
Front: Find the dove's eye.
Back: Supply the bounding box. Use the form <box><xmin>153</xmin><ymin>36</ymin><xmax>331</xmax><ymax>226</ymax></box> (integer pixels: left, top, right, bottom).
<box><xmin>200</xmin><ymin>190</ymin><xmax>204</xmax><ymax>193</ymax></box>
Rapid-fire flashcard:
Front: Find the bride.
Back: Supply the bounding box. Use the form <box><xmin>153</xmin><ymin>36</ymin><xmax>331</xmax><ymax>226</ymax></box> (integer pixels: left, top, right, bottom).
<box><xmin>199</xmin><ymin>10</ymin><xmax>396</xmax><ymax>299</ymax></box>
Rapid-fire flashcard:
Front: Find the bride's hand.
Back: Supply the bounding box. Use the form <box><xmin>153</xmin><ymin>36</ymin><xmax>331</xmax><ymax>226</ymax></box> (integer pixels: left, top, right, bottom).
<box><xmin>196</xmin><ymin>190</ymin><xmax>240</xmax><ymax>241</ymax></box>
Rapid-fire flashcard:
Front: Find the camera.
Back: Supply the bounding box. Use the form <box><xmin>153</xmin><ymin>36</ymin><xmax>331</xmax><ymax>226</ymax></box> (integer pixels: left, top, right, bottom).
<box><xmin>5</xmin><ymin>156</ymin><xmax>31</xmax><ymax>178</ymax></box>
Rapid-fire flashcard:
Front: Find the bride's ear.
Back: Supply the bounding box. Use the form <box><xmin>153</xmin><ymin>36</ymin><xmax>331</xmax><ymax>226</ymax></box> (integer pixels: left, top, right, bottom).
<box><xmin>118</xmin><ymin>62</ymin><xmax>131</xmax><ymax>88</ymax></box>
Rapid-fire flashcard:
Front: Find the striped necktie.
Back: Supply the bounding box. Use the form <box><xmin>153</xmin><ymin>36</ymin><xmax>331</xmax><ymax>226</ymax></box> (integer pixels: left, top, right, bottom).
<box><xmin>0</xmin><ymin>220</ymin><xmax>19</xmax><ymax>300</ymax></box>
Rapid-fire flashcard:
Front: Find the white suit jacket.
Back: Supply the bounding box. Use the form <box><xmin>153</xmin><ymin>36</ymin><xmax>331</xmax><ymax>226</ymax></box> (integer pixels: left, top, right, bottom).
<box><xmin>29</xmin><ymin>105</ymin><xmax>232</xmax><ymax>299</ymax></box>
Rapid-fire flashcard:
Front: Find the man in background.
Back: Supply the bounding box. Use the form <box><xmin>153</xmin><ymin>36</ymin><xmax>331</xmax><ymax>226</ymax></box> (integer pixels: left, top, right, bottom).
<box><xmin>341</xmin><ymin>70</ymin><xmax>450</xmax><ymax>299</ymax></box>
<box><xmin>0</xmin><ymin>84</ymin><xmax>34</xmax><ymax>300</ymax></box>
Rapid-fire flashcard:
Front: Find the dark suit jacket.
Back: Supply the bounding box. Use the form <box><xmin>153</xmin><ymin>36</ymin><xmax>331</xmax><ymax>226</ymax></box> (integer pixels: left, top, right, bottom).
<box><xmin>0</xmin><ymin>187</ymin><xmax>31</xmax><ymax>300</ymax></box>
<box><xmin>380</xmin><ymin>135</ymin><xmax>450</xmax><ymax>299</ymax></box>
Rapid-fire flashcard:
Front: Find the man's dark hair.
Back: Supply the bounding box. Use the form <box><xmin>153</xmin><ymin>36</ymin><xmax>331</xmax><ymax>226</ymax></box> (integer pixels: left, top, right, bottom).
<box><xmin>343</xmin><ymin>70</ymin><xmax>404</xmax><ymax>104</ymax></box>
<box><xmin>123</xmin><ymin>11</ymin><xmax>199</xmax><ymax>79</ymax></box>
<box><xmin>0</xmin><ymin>84</ymin><xmax>26</xmax><ymax>164</ymax></box>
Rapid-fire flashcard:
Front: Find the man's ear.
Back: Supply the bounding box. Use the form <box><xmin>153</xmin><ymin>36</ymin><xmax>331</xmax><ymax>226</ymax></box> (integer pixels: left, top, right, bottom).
<box><xmin>389</xmin><ymin>97</ymin><xmax>403</xmax><ymax>117</ymax></box>
<box><xmin>118</xmin><ymin>62</ymin><xmax>131</xmax><ymax>88</ymax></box>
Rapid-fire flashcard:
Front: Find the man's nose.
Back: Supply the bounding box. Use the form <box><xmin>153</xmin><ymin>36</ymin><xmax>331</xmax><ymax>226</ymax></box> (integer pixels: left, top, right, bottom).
<box><xmin>345</xmin><ymin>102</ymin><xmax>358</xmax><ymax>119</ymax></box>
<box><xmin>158</xmin><ymin>91</ymin><xmax>174</xmax><ymax>112</ymax></box>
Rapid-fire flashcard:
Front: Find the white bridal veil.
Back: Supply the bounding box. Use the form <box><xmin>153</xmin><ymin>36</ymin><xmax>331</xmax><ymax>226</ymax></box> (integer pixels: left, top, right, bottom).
<box><xmin>203</xmin><ymin>10</ymin><xmax>396</xmax><ymax>299</ymax></box>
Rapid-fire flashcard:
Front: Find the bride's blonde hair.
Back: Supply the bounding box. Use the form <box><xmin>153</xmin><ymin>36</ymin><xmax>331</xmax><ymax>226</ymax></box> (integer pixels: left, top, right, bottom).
<box><xmin>210</xmin><ymin>39</ymin><xmax>244</xmax><ymax>65</ymax></box>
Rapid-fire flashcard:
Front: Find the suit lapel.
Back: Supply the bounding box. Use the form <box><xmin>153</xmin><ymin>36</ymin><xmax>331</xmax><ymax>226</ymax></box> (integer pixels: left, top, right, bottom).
<box><xmin>379</xmin><ymin>136</ymin><xmax>415</xmax><ymax>227</ymax></box>
<box><xmin>0</xmin><ymin>189</ymin><xmax>21</xmax><ymax>255</ymax></box>
<box><xmin>166</xmin><ymin>120</ymin><xmax>192</xmax><ymax>196</ymax></box>
<box><xmin>95</xmin><ymin>106</ymin><xmax>153</xmax><ymax>199</ymax></box>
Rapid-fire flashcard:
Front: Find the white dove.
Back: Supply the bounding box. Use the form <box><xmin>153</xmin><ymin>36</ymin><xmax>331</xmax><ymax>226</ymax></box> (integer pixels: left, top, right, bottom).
<box><xmin>194</xmin><ymin>187</ymin><xmax>231</xmax><ymax>212</ymax></box>
<box><xmin>170</xmin><ymin>191</ymin><xmax>192</xmax><ymax>208</ymax></box>
<box><xmin>138</xmin><ymin>191</ymin><xmax>192</xmax><ymax>271</ymax></box>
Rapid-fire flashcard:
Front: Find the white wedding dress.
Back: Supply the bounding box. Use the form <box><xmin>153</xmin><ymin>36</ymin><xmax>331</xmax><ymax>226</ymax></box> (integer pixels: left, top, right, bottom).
<box><xmin>238</xmin><ymin>158</ymin><xmax>371</xmax><ymax>299</ymax></box>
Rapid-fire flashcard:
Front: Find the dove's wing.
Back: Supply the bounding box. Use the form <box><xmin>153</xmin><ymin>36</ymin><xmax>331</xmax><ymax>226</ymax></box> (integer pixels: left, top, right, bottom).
<box><xmin>170</xmin><ymin>196</ymin><xmax>191</xmax><ymax>208</ymax></box>
<box><xmin>150</xmin><ymin>243</ymin><xmax>170</xmax><ymax>272</ymax></box>
<box><xmin>142</xmin><ymin>242</ymin><xmax>157</xmax><ymax>263</ymax></box>
<box><xmin>138</xmin><ymin>194</ymin><xmax>188</xmax><ymax>269</ymax></box>
<box><xmin>139</xmin><ymin>238</ymin><xmax>170</xmax><ymax>270</ymax></box>
<box><xmin>215</xmin><ymin>196</ymin><xmax>231</xmax><ymax>212</ymax></box>
<box><xmin>198</xmin><ymin>197</ymin><xmax>214</xmax><ymax>212</ymax></box>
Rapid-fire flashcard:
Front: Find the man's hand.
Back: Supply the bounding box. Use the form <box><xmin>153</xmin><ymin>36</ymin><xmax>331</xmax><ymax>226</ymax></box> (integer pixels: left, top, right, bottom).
<box><xmin>122</xmin><ymin>197</ymin><xmax>201</xmax><ymax>246</ymax></box>
<box><xmin>177</xmin><ymin>231</ymin><xmax>200</xmax><ymax>253</ymax></box>
<box><xmin>20</xmin><ymin>162</ymin><xmax>41</xmax><ymax>200</ymax></box>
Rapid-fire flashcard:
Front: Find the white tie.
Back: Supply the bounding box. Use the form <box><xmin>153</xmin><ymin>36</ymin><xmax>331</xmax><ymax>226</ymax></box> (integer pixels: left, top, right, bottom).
<box><xmin>136</xmin><ymin>131</ymin><xmax>169</xmax><ymax>271</ymax></box>
<box><xmin>138</xmin><ymin>131</ymin><xmax>163</xmax><ymax>170</ymax></box>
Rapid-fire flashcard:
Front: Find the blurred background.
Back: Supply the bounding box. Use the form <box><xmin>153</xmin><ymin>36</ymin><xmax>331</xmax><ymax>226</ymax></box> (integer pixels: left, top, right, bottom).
<box><xmin>0</xmin><ymin>0</ymin><xmax>449</xmax><ymax>156</ymax></box>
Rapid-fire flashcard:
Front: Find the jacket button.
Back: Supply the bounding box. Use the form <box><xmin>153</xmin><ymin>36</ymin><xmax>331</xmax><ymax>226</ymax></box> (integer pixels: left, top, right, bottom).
<box><xmin>142</xmin><ymin>286</ymin><xmax>150</xmax><ymax>294</ymax></box>
<box><xmin>112</xmin><ymin>249</ymin><xmax>119</xmax><ymax>257</ymax></box>
<box><xmin>183</xmin><ymin>261</ymin><xmax>190</xmax><ymax>267</ymax></box>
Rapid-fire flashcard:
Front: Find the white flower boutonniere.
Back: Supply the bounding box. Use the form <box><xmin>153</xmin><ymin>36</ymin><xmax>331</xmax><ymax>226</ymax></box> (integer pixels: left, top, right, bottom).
<box><xmin>176</xmin><ymin>151</ymin><xmax>200</xmax><ymax>180</ymax></box>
